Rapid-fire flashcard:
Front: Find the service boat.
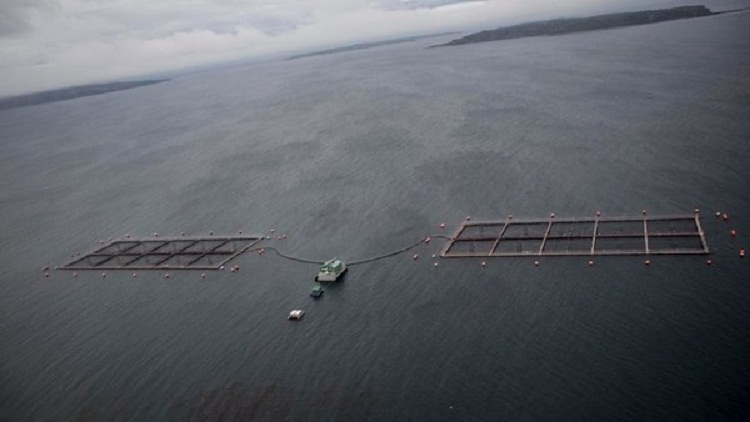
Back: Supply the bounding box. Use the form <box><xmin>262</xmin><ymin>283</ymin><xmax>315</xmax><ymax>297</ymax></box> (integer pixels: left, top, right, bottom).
<box><xmin>315</xmin><ymin>258</ymin><xmax>347</xmax><ymax>282</ymax></box>
<box><xmin>310</xmin><ymin>285</ymin><xmax>324</xmax><ymax>297</ymax></box>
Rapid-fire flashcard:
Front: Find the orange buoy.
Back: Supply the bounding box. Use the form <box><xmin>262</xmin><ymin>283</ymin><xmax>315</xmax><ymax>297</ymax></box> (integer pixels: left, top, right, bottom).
<box><xmin>730</xmin><ymin>230</ymin><xmax>737</xmax><ymax>237</ymax></box>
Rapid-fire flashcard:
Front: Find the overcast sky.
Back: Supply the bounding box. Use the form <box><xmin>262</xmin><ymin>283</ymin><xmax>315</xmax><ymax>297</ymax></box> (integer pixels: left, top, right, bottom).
<box><xmin>0</xmin><ymin>0</ymin><xmax>739</xmax><ymax>96</ymax></box>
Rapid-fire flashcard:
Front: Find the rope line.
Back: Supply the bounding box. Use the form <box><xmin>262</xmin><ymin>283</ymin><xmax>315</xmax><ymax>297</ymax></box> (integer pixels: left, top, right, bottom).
<box><xmin>249</xmin><ymin>234</ymin><xmax>452</xmax><ymax>266</ymax></box>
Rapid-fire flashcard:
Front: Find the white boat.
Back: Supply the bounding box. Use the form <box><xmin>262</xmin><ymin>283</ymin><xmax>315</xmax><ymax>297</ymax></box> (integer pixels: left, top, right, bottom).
<box><xmin>315</xmin><ymin>258</ymin><xmax>347</xmax><ymax>282</ymax></box>
<box><xmin>288</xmin><ymin>309</ymin><xmax>304</xmax><ymax>320</ymax></box>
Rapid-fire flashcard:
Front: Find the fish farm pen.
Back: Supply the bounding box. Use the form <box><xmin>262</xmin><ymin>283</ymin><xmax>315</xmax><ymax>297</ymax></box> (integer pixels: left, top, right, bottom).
<box><xmin>56</xmin><ymin>212</ymin><xmax>713</xmax><ymax>272</ymax></box>
<box><xmin>441</xmin><ymin>213</ymin><xmax>709</xmax><ymax>258</ymax></box>
<box><xmin>60</xmin><ymin>236</ymin><xmax>263</xmax><ymax>271</ymax></box>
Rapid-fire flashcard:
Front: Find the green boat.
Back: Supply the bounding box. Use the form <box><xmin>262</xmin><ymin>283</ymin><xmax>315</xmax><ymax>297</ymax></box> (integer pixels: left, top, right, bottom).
<box><xmin>310</xmin><ymin>285</ymin><xmax>324</xmax><ymax>298</ymax></box>
<box><xmin>315</xmin><ymin>257</ymin><xmax>347</xmax><ymax>281</ymax></box>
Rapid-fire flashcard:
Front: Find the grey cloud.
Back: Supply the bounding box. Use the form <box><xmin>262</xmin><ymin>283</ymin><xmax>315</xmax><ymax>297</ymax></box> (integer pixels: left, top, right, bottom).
<box><xmin>378</xmin><ymin>0</ymin><xmax>481</xmax><ymax>10</ymax></box>
<box><xmin>0</xmin><ymin>0</ymin><xmax>56</xmax><ymax>36</ymax></box>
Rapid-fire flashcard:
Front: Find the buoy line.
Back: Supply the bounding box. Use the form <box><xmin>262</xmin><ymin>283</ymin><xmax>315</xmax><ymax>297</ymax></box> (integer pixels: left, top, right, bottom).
<box><xmin>250</xmin><ymin>235</ymin><xmax>452</xmax><ymax>266</ymax></box>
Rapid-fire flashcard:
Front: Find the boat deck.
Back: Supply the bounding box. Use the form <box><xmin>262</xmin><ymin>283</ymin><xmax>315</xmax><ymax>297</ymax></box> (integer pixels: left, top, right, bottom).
<box><xmin>441</xmin><ymin>213</ymin><xmax>709</xmax><ymax>258</ymax></box>
<box><xmin>59</xmin><ymin>235</ymin><xmax>263</xmax><ymax>270</ymax></box>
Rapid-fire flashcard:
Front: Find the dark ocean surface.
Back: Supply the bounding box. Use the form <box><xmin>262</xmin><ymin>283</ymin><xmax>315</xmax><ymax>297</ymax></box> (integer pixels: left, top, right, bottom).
<box><xmin>2</xmin><ymin>10</ymin><xmax>750</xmax><ymax>421</ymax></box>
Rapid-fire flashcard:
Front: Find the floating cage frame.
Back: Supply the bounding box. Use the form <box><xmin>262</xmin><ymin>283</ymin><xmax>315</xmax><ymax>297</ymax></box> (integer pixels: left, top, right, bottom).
<box><xmin>441</xmin><ymin>214</ymin><xmax>709</xmax><ymax>258</ymax></box>
<box><xmin>60</xmin><ymin>236</ymin><xmax>263</xmax><ymax>271</ymax></box>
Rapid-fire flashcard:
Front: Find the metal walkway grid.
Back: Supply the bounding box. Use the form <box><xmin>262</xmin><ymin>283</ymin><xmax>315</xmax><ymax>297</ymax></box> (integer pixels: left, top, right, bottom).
<box><xmin>441</xmin><ymin>214</ymin><xmax>709</xmax><ymax>257</ymax></box>
<box><xmin>60</xmin><ymin>236</ymin><xmax>263</xmax><ymax>270</ymax></box>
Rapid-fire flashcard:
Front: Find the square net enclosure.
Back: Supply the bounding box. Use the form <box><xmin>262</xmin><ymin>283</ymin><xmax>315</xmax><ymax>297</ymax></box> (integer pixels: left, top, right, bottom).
<box><xmin>442</xmin><ymin>214</ymin><xmax>708</xmax><ymax>257</ymax></box>
<box><xmin>60</xmin><ymin>236</ymin><xmax>263</xmax><ymax>270</ymax></box>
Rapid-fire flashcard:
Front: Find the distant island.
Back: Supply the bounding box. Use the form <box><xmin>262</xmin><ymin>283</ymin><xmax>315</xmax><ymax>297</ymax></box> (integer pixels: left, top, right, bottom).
<box><xmin>434</xmin><ymin>5</ymin><xmax>721</xmax><ymax>47</ymax></box>
<box><xmin>0</xmin><ymin>79</ymin><xmax>169</xmax><ymax>111</ymax></box>
<box><xmin>287</xmin><ymin>32</ymin><xmax>458</xmax><ymax>60</ymax></box>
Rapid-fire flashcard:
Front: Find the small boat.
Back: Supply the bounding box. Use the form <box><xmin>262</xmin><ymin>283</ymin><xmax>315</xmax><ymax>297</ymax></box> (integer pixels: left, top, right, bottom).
<box><xmin>315</xmin><ymin>257</ymin><xmax>347</xmax><ymax>282</ymax></box>
<box><xmin>288</xmin><ymin>309</ymin><xmax>304</xmax><ymax>320</ymax></box>
<box><xmin>310</xmin><ymin>285</ymin><xmax>324</xmax><ymax>297</ymax></box>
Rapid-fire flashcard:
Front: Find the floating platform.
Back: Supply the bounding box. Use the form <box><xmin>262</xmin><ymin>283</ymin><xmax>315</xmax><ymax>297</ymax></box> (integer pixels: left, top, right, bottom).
<box><xmin>441</xmin><ymin>214</ymin><xmax>709</xmax><ymax>258</ymax></box>
<box><xmin>60</xmin><ymin>235</ymin><xmax>263</xmax><ymax>270</ymax></box>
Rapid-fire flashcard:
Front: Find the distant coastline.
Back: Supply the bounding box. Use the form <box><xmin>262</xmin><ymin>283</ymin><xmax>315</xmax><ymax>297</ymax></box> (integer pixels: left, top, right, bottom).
<box><xmin>0</xmin><ymin>79</ymin><xmax>169</xmax><ymax>111</ymax></box>
<box><xmin>287</xmin><ymin>32</ymin><xmax>458</xmax><ymax>60</ymax></box>
<box><xmin>433</xmin><ymin>5</ymin><xmax>722</xmax><ymax>48</ymax></box>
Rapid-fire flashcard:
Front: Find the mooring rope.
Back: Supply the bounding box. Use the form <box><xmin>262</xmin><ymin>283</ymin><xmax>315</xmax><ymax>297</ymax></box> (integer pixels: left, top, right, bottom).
<box><xmin>249</xmin><ymin>234</ymin><xmax>452</xmax><ymax>266</ymax></box>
